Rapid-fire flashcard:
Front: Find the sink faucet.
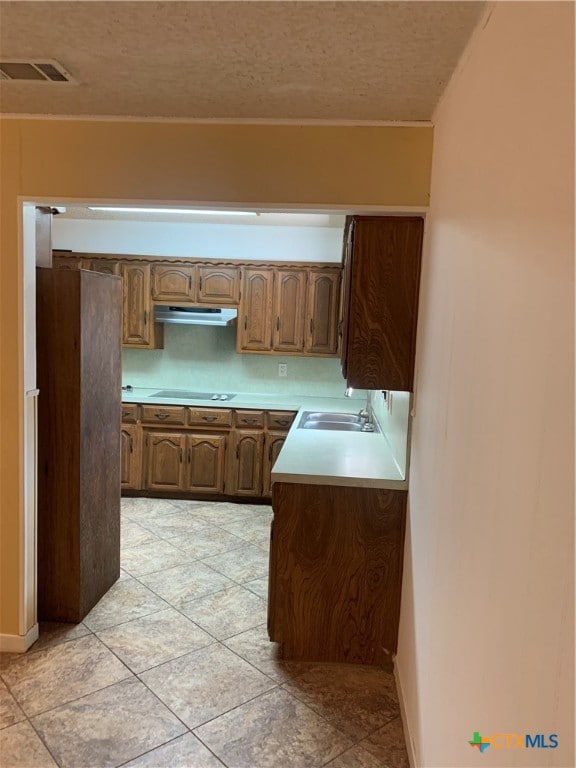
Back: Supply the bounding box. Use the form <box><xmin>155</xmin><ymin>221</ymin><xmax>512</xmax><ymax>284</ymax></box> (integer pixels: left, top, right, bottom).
<box><xmin>358</xmin><ymin>390</ymin><xmax>374</xmax><ymax>425</ymax></box>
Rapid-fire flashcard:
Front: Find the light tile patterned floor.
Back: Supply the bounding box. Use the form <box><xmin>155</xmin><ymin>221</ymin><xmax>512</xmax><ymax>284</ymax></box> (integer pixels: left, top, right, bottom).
<box><xmin>0</xmin><ymin>498</ymin><xmax>409</xmax><ymax>768</ymax></box>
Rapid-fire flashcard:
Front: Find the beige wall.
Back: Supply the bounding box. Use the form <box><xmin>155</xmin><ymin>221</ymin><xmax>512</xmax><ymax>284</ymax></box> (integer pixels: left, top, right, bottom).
<box><xmin>397</xmin><ymin>3</ymin><xmax>574</xmax><ymax>766</ymax></box>
<box><xmin>0</xmin><ymin>120</ymin><xmax>432</xmax><ymax>635</ymax></box>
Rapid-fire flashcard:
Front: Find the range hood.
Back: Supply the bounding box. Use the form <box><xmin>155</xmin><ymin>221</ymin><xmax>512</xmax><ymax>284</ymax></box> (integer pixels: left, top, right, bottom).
<box><xmin>154</xmin><ymin>306</ymin><xmax>238</xmax><ymax>327</ymax></box>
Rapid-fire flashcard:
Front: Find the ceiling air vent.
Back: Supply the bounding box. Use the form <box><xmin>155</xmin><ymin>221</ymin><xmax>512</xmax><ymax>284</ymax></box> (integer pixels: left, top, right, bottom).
<box><xmin>0</xmin><ymin>59</ymin><xmax>77</xmax><ymax>83</ymax></box>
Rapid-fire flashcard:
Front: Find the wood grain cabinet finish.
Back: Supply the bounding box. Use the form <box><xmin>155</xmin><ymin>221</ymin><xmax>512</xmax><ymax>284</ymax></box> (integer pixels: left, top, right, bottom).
<box><xmin>187</xmin><ymin>435</ymin><xmax>226</xmax><ymax>493</ymax></box>
<box><xmin>188</xmin><ymin>408</ymin><xmax>233</xmax><ymax>427</ymax></box>
<box><xmin>88</xmin><ymin>259</ymin><xmax>121</xmax><ymax>276</ymax></box>
<box><xmin>269</xmin><ymin>482</ymin><xmax>407</xmax><ymax>666</ymax></box>
<box><xmin>228</xmin><ymin>430</ymin><xmax>264</xmax><ymax>496</ymax></box>
<box><xmin>266</xmin><ymin>411</ymin><xmax>296</xmax><ymax>430</ymax></box>
<box><xmin>152</xmin><ymin>265</ymin><xmax>195</xmax><ymax>302</ymax></box>
<box><xmin>141</xmin><ymin>405</ymin><xmax>188</xmax><ymax>426</ymax></box>
<box><xmin>145</xmin><ymin>432</ymin><xmax>187</xmax><ymax>491</ymax></box>
<box><xmin>121</xmin><ymin>403</ymin><xmax>139</xmax><ymax>423</ymax></box>
<box><xmin>52</xmin><ymin>255</ymin><xmax>87</xmax><ymax>270</ymax></box>
<box><xmin>121</xmin><ymin>424</ymin><xmax>142</xmax><ymax>490</ymax></box>
<box><xmin>305</xmin><ymin>269</ymin><xmax>340</xmax><ymax>355</ymax></box>
<box><xmin>36</xmin><ymin>268</ymin><xmax>122</xmax><ymax>622</ymax></box>
<box><xmin>340</xmin><ymin>216</ymin><xmax>424</xmax><ymax>391</ymax></box>
<box><xmin>237</xmin><ymin>268</ymin><xmax>274</xmax><ymax>351</ymax></box>
<box><xmin>197</xmin><ymin>266</ymin><xmax>240</xmax><ymax>305</ymax></box>
<box><xmin>272</xmin><ymin>269</ymin><xmax>307</xmax><ymax>352</ymax></box>
<box><xmin>122</xmin><ymin>263</ymin><xmax>164</xmax><ymax>349</ymax></box>
<box><xmin>262</xmin><ymin>431</ymin><xmax>287</xmax><ymax>498</ymax></box>
<box><xmin>235</xmin><ymin>410</ymin><xmax>265</xmax><ymax>428</ymax></box>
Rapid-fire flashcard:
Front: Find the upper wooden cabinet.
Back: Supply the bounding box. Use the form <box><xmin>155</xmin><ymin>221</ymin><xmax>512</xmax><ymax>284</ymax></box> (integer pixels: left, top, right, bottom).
<box><xmin>88</xmin><ymin>259</ymin><xmax>121</xmax><ymax>276</ymax></box>
<box><xmin>237</xmin><ymin>268</ymin><xmax>274</xmax><ymax>352</ymax></box>
<box><xmin>197</xmin><ymin>266</ymin><xmax>240</xmax><ymax>305</ymax></box>
<box><xmin>272</xmin><ymin>269</ymin><xmax>307</xmax><ymax>352</ymax></box>
<box><xmin>340</xmin><ymin>216</ymin><xmax>423</xmax><ymax>391</ymax></box>
<box><xmin>305</xmin><ymin>269</ymin><xmax>340</xmax><ymax>355</ymax></box>
<box><xmin>152</xmin><ymin>265</ymin><xmax>195</xmax><ymax>302</ymax></box>
<box><xmin>122</xmin><ymin>263</ymin><xmax>164</xmax><ymax>349</ymax></box>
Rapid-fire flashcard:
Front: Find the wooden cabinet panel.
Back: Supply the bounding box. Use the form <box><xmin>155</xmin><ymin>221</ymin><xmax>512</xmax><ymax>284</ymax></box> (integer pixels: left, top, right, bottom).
<box><xmin>121</xmin><ymin>403</ymin><xmax>139</xmax><ymax>423</ymax></box>
<box><xmin>121</xmin><ymin>424</ymin><xmax>142</xmax><ymax>490</ymax></box>
<box><xmin>235</xmin><ymin>410</ymin><xmax>265</xmax><ymax>428</ymax></box>
<box><xmin>141</xmin><ymin>405</ymin><xmax>188</xmax><ymax>426</ymax></box>
<box><xmin>188</xmin><ymin>408</ymin><xmax>233</xmax><ymax>427</ymax></box>
<box><xmin>145</xmin><ymin>432</ymin><xmax>186</xmax><ymax>491</ymax></box>
<box><xmin>152</xmin><ymin>265</ymin><xmax>195</xmax><ymax>302</ymax></box>
<box><xmin>52</xmin><ymin>255</ymin><xmax>86</xmax><ymax>270</ymax></box>
<box><xmin>262</xmin><ymin>431</ymin><xmax>286</xmax><ymax>498</ymax></box>
<box><xmin>340</xmin><ymin>216</ymin><xmax>423</xmax><ymax>391</ymax></box>
<box><xmin>186</xmin><ymin>435</ymin><xmax>226</xmax><ymax>493</ymax></box>
<box><xmin>266</xmin><ymin>411</ymin><xmax>295</xmax><ymax>430</ymax></box>
<box><xmin>89</xmin><ymin>259</ymin><xmax>121</xmax><ymax>276</ymax></box>
<box><xmin>122</xmin><ymin>263</ymin><xmax>153</xmax><ymax>346</ymax></box>
<box><xmin>305</xmin><ymin>270</ymin><xmax>340</xmax><ymax>355</ymax></box>
<box><xmin>269</xmin><ymin>483</ymin><xmax>406</xmax><ymax>666</ymax></box>
<box><xmin>272</xmin><ymin>269</ymin><xmax>306</xmax><ymax>352</ymax></box>
<box><xmin>197</xmin><ymin>266</ymin><xmax>240</xmax><ymax>305</ymax></box>
<box><xmin>228</xmin><ymin>430</ymin><xmax>264</xmax><ymax>496</ymax></box>
<box><xmin>237</xmin><ymin>269</ymin><xmax>274</xmax><ymax>351</ymax></box>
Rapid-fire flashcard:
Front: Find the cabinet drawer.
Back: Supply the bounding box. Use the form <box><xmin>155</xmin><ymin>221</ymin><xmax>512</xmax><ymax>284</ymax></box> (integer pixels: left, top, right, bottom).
<box><xmin>266</xmin><ymin>411</ymin><xmax>296</xmax><ymax>430</ymax></box>
<box><xmin>188</xmin><ymin>408</ymin><xmax>233</xmax><ymax>427</ymax></box>
<box><xmin>235</xmin><ymin>410</ymin><xmax>265</xmax><ymax>428</ymax></box>
<box><xmin>140</xmin><ymin>405</ymin><xmax>188</xmax><ymax>425</ymax></box>
<box><xmin>121</xmin><ymin>403</ymin><xmax>139</xmax><ymax>423</ymax></box>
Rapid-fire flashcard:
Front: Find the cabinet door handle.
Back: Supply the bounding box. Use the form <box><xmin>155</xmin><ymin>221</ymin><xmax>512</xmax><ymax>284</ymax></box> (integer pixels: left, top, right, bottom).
<box><xmin>188</xmin><ymin>275</ymin><xmax>192</xmax><ymax>291</ymax></box>
<box><xmin>129</xmin><ymin>436</ymin><xmax>133</xmax><ymax>454</ymax></box>
<box><xmin>155</xmin><ymin>413</ymin><xmax>169</xmax><ymax>420</ymax></box>
<box><xmin>187</xmin><ymin>447</ymin><xmax>191</xmax><ymax>463</ymax></box>
<box><xmin>244</xmin><ymin>315</ymin><xmax>248</xmax><ymax>330</ymax></box>
<box><xmin>337</xmin><ymin>320</ymin><xmax>343</xmax><ymax>337</ymax></box>
<box><xmin>268</xmin><ymin>444</ymin><xmax>273</xmax><ymax>460</ymax></box>
<box><xmin>242</xmin><ymin>418</ymin><xmax>257</xmax><ymax>424</ymax></box>
<box><xmin>277</xmin><ymin>419</ymin><xmax>289</xmax><ymax>426</ymax></box>
<box><xmin>179</xmin><ymin>447</ymin><xmax>183</xmax><ymax>463</ymax></box>
<box><xmin>310</xmin><ymin>318</ymin><xmax>314</xmax><ymax>334</ymax></box>
<box><xmin>199</xmin><ymin>276</ymin><xmax>203</xmax><ymax>291</ymax></box>
<box><xmin>122</xmin><ymin>410</ymin><xmax>130</xmax><ymax>419</ymax></box>
<box><xmin>276</xmin><ymin>317</ymin><xmax>280</xmax><ymax>330</ymax></box>
<box><xmin>202</xmin><ymin>415</ymin><xmax>217</xmax><ymax>422</ymax></box>
<box><xmin>236</xmin><ymin>444</ymin><xmax>240</xmax><ymax>459</ymax></box>
<box><xmin>144</xmin><ymin>310</ymin><xmax>148</xmax><ymax>325</ymax></box>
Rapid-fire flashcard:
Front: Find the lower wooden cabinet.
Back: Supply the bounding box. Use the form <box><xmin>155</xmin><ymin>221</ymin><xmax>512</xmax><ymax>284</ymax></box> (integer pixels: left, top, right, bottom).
<box><xmin>269</xmin><ymin>482</ymin><xmax>407</xmax><ymax>667</ymax></box>
<box><xmin>228</xmin><ymin>429</ymin><xmax>264</xmax><ymax>496</ymax></box>
<box><xmin>144</xmin><ymin>431</ymin><xmax>227</xmax><ymax>494</ymax></box>
<box><xmin>262</xmin><ymin>431</ymin><xmax>287</xmax><ymax>498</ymax></box>
<box><xmin>121</xmin><ymin>424</ymin><xmax>142</xmax><ymax>490</ymax></box>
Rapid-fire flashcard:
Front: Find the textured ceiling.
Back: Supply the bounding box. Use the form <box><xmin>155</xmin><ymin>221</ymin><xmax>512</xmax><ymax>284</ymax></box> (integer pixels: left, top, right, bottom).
<box><xmin>0</xmin><ymin>1</ymin><xmax>485</xmax><ymax>122</ymax></box>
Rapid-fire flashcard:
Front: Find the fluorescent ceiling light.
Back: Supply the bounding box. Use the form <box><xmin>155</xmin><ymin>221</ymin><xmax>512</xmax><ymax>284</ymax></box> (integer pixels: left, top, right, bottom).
<box><xmin>87</xmin><ymin>206</ymin><xmax>257</xmax><ymax>216</ymax></box>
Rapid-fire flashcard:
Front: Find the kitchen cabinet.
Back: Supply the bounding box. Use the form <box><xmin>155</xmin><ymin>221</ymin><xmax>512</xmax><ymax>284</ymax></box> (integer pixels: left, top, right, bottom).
<box><xmin>121</xmin><ymin>424</ymin><xmax>142</xmax><ymax>490</ymax></box>
<box><xmin>262</xmin><ymin>431</ymin><xmax>287</xmax><ymax>498</ymax></box>
<box><xmin>89</xmin><ymin>259</ymin><xmax>121</xmax><ymax>276</ymax></box>
<box><xmin>272</xmin><ymin>269</ymin><xmax>307</xmax><ymax>352</ymax></box>
<box><xmin>305</xmin><ymin>269</ymin><xmax>340</xmax><ymax>355</ymax></box>
<box><xmin>52</xmin><ymin>255</ymin><xmax>89</xmax><ymax>270</ymax></box>
<box><xmin>228</xmin><ymin>429</ymin><xmax>264</xmax><ymax>496</ymax></box>
<box><xmin>237</xmin><ymin>268</ymin><xmax>274</xmax><ymax>352</ymax></box>
<box><xmin>269</xmin><ymin>482</ymin><xmax>406</xmax><ymax>667</ymax></box>
<box><xmin>36</xmin><ymin>267</ymin><xmax>122</xmax><ymax>622</ymax></box>
<box><xmin>340</xmin><ymin>216</ymin><xmax>423</xmax><ymax>391</ymax></box>
<box><xmin>152</xmin><ymin>265</ymin><xmax>195</xmax><ymax>302</ymax></box>
<box><xmin>197</xmin><ymin>266</ymin><xmax>240</xmax><ymax>305</ymax></box>
<box><xmin>144</xmin><ymin>429</ymin><xmax>227</xmax><ymax>494</ymax></box>
<box><xmin>122</xmin><ymin>263</ymin><xmax>164</xmax><ymax>349</ymax></box>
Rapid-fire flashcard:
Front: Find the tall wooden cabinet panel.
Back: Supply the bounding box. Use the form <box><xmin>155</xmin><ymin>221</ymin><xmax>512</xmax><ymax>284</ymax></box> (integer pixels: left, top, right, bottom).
<box><xmin>152</xmin><ymin>265</ymin><xmax>195</xmax><ymax>302</ymax></box>
<box><xmin>229</xmin><ymin>430</ymin><xmax>264</xmax><ymax>496</ymax></box>
<box><xmin>145</xmin><ymin>432</ymin><xmax>186</xmax><ymax>491</ymax></box>
<box><xmin>262</xmin><ymin>432</ymin><xmax>287</xmax><ymax>498</ymax></box>
<box><xmin>269</xmin><ymin>482</ymin><xmax>406</xmax><ymax>666</ymax></box>
<box><xmin>340</xmin><ymin>216</ymin><xmax>423</xmax><ymax>391</ymax></box>
<box><xmin>305</xmin><ymin>270</ymin><xmax>340</xmax><ymax>355</ymax></box>
<box><xmin>121</xmin><ymin>424</ymin><xmax>142</xmax><ymax>490</ymax></box>
<box><xmin>237</xmin><ymin>269</ymin><xmax>274</xmax><ymax>352</ymax></box>
<box><xmin>198</xmin><ymin>266</ymin><xmax>240</xmax><ymax>305</ymax></box>
<box><xmin>187</xmin><ymin>435</ymin><xmax>226</xmax><ymax>493</ymax></box>
<box><xmin>122</xmin><ymin>263</ymin><xmax>153</xmax><ymax>346</ymax></box>
<box><xmin>272</xmin><ymin>269</ymin><xmax>306</xmax><ymax>352</ymax></box>
<box><xmin>36</xmin><ymin>268</ymin><xmax>122</xmax><ymax>622</ymax></box>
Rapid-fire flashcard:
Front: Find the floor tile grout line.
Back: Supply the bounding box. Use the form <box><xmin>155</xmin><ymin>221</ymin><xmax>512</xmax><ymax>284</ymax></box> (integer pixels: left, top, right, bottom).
<box><xmin>23</xmin><ymin>708</ymin><xmax>65</xmax><ymax>767</ymax></box>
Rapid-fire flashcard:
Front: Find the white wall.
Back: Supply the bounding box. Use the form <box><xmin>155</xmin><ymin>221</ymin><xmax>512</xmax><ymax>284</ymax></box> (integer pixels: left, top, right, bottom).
<box><xmin>396</xmin><ymin>4</ymin><xmax>574</xmax><ymax>767</ymax></box>
<box><xmin>52</xmin><ymin>218</ymin><xmax>344</xmax><ymax>262</ymax></box>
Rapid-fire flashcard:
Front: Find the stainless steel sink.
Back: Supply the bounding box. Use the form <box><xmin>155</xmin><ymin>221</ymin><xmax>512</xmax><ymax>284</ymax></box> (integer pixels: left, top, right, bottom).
<box><xmin>300</xmin><ymin>421</ymin><xmax>364</xmax><ymax>432</ymax></box>
<box><xmin>297</xmin><ymin>411</ymin><xmax>379</xmax><ymax>433</ymax></box>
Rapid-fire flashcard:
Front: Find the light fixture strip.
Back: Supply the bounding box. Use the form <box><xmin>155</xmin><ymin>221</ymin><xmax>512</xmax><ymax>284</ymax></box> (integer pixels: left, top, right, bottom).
<box><xmin>87</xmin><ymin>206</ymin><xmax>257</xmax><ymax>216</ymax></box>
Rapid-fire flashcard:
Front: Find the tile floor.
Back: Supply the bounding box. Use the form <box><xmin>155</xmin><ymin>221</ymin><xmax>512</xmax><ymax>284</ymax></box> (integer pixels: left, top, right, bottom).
<box><xmin>0</xmin><ymin>498</ymin><xmax>409</xmax><ymax>768</ymax></box>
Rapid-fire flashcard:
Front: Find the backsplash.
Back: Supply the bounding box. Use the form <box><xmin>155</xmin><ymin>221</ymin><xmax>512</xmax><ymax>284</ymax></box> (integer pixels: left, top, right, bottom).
<box><xmin>122</xmin><ymin>324</ymin><xmax>349</xmax><ymax>397</ymax></box>
<box><xmin>372</xmin><ymin>389</ymin><xmax>411</xmax><ymax>478</ymax></box>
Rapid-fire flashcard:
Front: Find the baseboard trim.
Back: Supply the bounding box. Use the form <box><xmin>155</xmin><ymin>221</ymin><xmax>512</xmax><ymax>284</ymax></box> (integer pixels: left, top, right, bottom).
<box><xmin>0</xmin><ymin>623</ymin><xmax>39</xmax><ymax>653</ymax></box>
<box><xmin>394</xmin><ymin>658</ymin><xmax>418</xmax><ymax>768</ymax></box>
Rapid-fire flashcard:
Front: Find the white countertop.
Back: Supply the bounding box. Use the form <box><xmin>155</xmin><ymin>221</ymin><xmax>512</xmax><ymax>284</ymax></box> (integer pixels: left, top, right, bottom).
<box><xmin>122</xmin><ymin>387</ymin><xmax>407</xmax><ymax>491</ymax></box>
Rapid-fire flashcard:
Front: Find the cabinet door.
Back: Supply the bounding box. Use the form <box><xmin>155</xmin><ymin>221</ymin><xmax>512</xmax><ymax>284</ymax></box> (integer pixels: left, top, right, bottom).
<box><xmin>145</xmin><ymin>432</ymin><xmax>186</xmax><ymax>491</ymax></box>
<box><xmin>121</xmin><ymin>424</ymin><xmax>142</xmax><ymax>490</ymax></box>
<box><xmin>122</xmin><ymin>263</ymin><xmax>153</xmax><ymax>346</ymax></box>
<box><xmin>262</xmin><ymin>431</ymin><xmax>286</xmax><ymax>498</ymax></box>
<box><xmin>152</xmin><ymin>265</ymin><xmax>195</xmax><ymax>302</ymax></box>
<box><xmin>272</xmin><ymin>269</ymin><xmax>306</xmax><ymax>352</ymax></box>
<box><xmin>339</xmin><ymin>217</ymin><xmax>355</xmax><ymax>381</ymax></box>
<box><xmin>197</xmin><ymin>266</ymin><xmax>240</xmax><ymax>305</ymax></box>
<box><xmin>237</xmin><ymin>269</ymin><xmax>274</xmax><ymax>352</ymax></box>
<box><xmin>186</xmin><ymin>434</ymin><xmax>226</xmax><ymax>494</ymax></box>
<box><xmin>229</xmin><ymin>430</ymin><xmax>264</xmax><ymax>496</ymax></box>
<box><xmin>305</xmin><ymin>269</ymin><xmax>340</xmax><ymax>355</ymax></box>
<box><xmin>52</xmin><ymin>256</ymin><xmax>85</xmax><ymax>269</ymax></box>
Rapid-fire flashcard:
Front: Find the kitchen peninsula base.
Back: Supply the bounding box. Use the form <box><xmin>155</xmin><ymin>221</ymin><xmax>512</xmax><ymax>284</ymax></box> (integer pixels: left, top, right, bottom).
<box><xmin>268</xmin><ymin>482</ymin><xmax>406</xmax><ymax>668</ymax></box>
